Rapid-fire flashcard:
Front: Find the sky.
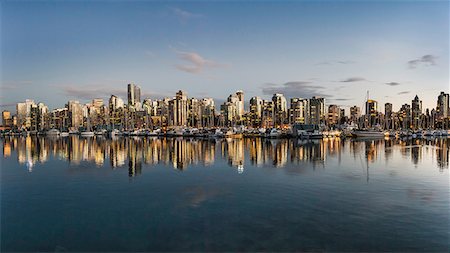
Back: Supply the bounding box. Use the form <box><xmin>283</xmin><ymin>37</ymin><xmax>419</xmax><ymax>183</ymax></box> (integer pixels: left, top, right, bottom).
<box><xmin>1</xmin><ymin>0</ymin><xmax>449</xmax><ymax>113</ymax></box>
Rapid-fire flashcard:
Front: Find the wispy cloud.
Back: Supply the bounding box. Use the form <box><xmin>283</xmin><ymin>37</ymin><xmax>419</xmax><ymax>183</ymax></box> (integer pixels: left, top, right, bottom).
<box><xmin>261</xmin><ymin>81</ymin><xmax>328</xmax><ymax>98</ymax></box>
<box><xmin>340</xmin><ymin>77</ymin><xmax>366</xmax><ymax>83</ymax></box>
<box><xmin>1</xmin><ymin>80</ymin><xmax>32</xmax><ymax>90</ymax></box>
<box><xmin>397</xmin><ymin>91</ymin><xmax>410</xmax><ymax>95</ymax></box>
<box><xmin>408</xmin><ymin>55</ymin><xmax>437</xmax><ymax>69</ymax></box>
<box><xmin>171</xmin><ymin>7</ymin><xmax>202</xmax><ymax>24</ymax></box>
<box><xmin>175</xmin><ymin>50</ymin><xmax>226</xmax><ymax>74</ymax></box>
<box><xmin>386</xmin><ymin>82</ymin><xmax>401</xmax><ymax>86</ymax></box>
<box><xmin>316</xmin><ymin>60</ymin><xmax>356</xmax><ymax>65</ymax></box>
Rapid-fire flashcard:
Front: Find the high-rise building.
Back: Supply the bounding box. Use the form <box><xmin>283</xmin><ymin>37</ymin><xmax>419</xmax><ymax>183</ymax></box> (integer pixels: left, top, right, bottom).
<box><xmin>327</xmin><ymin>105</ymin><xmax>340</xmax><ymax>126</ymax></box>
<box><xmin>262</xmin><ymin>100</ymin><xmax>274</xmax><ymax>128</ymax></box>
<box><xmin>350</xmin><ymin>106</ymin><xmax>361</xmax><ymax>124</ymax></box>
<box><xmin>399</xmin><ymin>104</ymin><xmax>411</xmax><ymax>129</ymax></box>
<box><xmin>365</xmin><ymin>99</ymin><xmax>378</xmax><ymax>127</ymax></box>
<box><xmin>411</xmin><ymin>95</ymin><xmax>422</xmax><ymax>129</ymax></box>
<box><xmin>16</xmin><ymin>99</ymin><xmax>36</xmax><ymax>129</ymax></box>
<box><xmin>385</xmin><ymin>103</ymin><xmax>393</xmax><ymax>129</ymax></box>
<box><xmin>68</xmin><ymin>100</ymin><xmax>83</xmax><ymax>130</ymax></box>
<box><xmin>437</xmin><ymin>91</ymin><xmax>449</xmax><ymax>119</ymax></box>
<box><xmin>272</xmin><ymin>93</ymin><xmax>287</xmax><ymax>126</ymax></box>
<box><xmin>289</xmin><ymin>98</ymin><xmax>308</xmax><ymax>124</ymax></box>
<box><xmin>2</xmin><ymin>111</ymin><xmax>12</xmax><ymax>128</ymax></box>
<box><xmin>169</xmin><ymin>90</ymin><xmax>188</xmax><ymax>126</ymax></box>
<box><xmin>249</xmin><ymin>96</ymin><xmax>263</xmax><ymax>127</ymax></box>
<box><xmin>199</xmin><ymin>98</ymin><xmax>215</xmax><ymax>128</ymax></box>
<box><xmin>127</xmin><ymin>83</ymin><xmax>141</xmax><ymax>107</ymax></box>
<box><xmin>236</xmin><ymin>90</ymin><xmax>245</xmax><ymax>118</ymax></box>
<box><xmin>309</xmin><ymin>96</ymin><xmax>325</xmax><ymax>125</ymax></box>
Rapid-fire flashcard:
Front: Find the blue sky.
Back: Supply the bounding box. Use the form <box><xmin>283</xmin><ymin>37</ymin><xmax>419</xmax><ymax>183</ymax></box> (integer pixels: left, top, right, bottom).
<box><xmin>1</xmin><ymin>0</ymin><xmax>449</xmax><ymax>112</ymax></box>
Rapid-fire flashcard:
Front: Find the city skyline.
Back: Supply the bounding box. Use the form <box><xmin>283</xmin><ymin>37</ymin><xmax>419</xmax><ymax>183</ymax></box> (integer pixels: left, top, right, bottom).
<box><xmin>1</xmin><ymin>1</ymin><xmax>449</xmax><ymax>112</ymax></box>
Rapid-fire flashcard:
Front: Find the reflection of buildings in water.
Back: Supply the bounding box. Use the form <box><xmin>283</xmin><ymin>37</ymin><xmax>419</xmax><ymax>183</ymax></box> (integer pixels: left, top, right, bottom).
<box><xmin>435</xmin><ymin>138</ymin><xmax>449</xmax><ymax>170</ymax></box>
<box><xmin>289</xmin><ymin>139</ymin><xmax>325</xmax><ymax>167</ymax></box>
<box><xmin>3</xmin><ymin>140</ymin><xmax>11</xmax><ymax>157</ymax></box>
<box><xmin>223</xmin><ymin>138</ymin><xmax>245</xmax><ymax>170</ymax></box>
<box><xmin>365</xmin><ymin>140</ymin><xmax>378</xmax><ymax>163</ymax></box>
<box><xmin>128</xmin><ymin>138</ymin><xmax>143</xmax><ymax>176</ymax></box>
<box><xmin>2</xmin><ymin>136</ymin><xmax>448</xmax><ymax>175</ymax></box>
<box><xmin>411</xmin><ymin>139</ymin><xmax>422</xmax><ymax>165</ymax></box>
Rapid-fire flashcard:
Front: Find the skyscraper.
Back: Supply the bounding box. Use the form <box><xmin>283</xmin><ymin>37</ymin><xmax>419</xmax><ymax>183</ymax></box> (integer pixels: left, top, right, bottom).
<box><xmin>170</xmin><ymin>90</ymin><xmax>188</xmax><ymax>126</ymax></box>
<box><xmin>2</xmin><ymin>111</ymin><xmax>12</xmax><ymax>128</ymax></box>
<box><xmin>411</xmin><ymin>95</ymin><xmax>422</xmax><ymax>129</ymax></box>
<box><xmin>289</xmin><ymin>98</ymin><xmax>308</xmax><ymax>124</ymax></box>
<box><xmin>272</xmin><ymin>93</ymin><xmax>287</xmax><ymax>127</ymax></box>
<box><xmin>365</xmin><ymin>99</ymin><xmax>378</xmax><ymax>127</ymax></box>
<box><xmin>249</xmin><ymin>96</ymin><xmax>263</xmax><ymax>127</ymax></box>
<box><xmin>437</xmin><ymin>91</ymin><xmax>449</xmax><ymax>119</ymax></box>
<box><xmin>350</xmin><ymin>106</ymin><xmax>361</xmax><ymax>124</ymax></box>
<box><xmin>385</xmin><ymin>103</ymin><xmax>393</xmax><ymax>129</ymax></box>
<box><xmin>327</xmin><ymin>105</ymin><xmax>340</xmax><ymax>126</ymax></box>
<box><xmin>309</xmin><ymin>96</ymin><xmax>325</xmax><ymax>125</ymax></box>
<box><xmin>127</xmin><ymin>83</ymin><xmax>141</xmax><ymax>107</ymax></box>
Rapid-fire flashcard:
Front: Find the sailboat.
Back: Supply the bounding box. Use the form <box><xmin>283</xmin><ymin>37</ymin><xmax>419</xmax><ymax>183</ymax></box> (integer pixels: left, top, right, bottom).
<box><xmin>352</xmin><ymin>91</ymin><xmax>384</xmax><ymax>138</ymax></box>
<box><xmin>81</xmin><ymin>115</ymin><xmax>95</xmax><ymax>137</ymax></box>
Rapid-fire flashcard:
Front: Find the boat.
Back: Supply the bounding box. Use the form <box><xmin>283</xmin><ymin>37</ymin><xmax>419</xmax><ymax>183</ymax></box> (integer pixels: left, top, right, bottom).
<box><xmin>81</xmin><ymin>116</ymin><xmax>95</xmax><ymax>137</ymax></box>
<box><xmin>60</xmin><ymin>132</ymin><xmax>69</xmax><ymax>137</ymax></box>
<box><xmin>69</xmin><ymin>129</ymin><xmax>79</xmax><ymax>135</ymax></box>
<box><xmin>268</xmin><ymin>128</ymin><xmax>282</xmax><ymax>138</ymax></box>
<box><xmin>109</xmin><ymin>129</ymin><xmax>122</xmax><ymax>137</ymax></box>
<box><xmin>352</xmin><ymin>129</ymin><xmax>385</xmax><ymax>138</ymax></box>
<box><xmin>46</xmin><ymin>129</ymin><xmax>60</xmax><ymax>136</ymax></box>
<box><xmin>80</xmin><ymin>131</ymin><xmax>94</xmax><ymax>137</ymax></box>
<box><xmin>94</xmin><ymin>129</ymin><xmax>107</xmax><ymax>135</ymax></box>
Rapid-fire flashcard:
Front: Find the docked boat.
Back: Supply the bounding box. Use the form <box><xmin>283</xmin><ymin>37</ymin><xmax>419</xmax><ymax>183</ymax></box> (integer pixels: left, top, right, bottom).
<box><xmin>60</xmin><ymin>132</ymin><xmax>69</xmax><ymax>137</ymax></box>
<box><xmin>268</xmin><ymin>128</ymin><xmax>282</xmax><ymax>138</ymax></box>
<box><xmin>46</xmin><ymin>129</ymin><xmax>60</xmax><ymax>136</ymax></box>
<box><xmin>109</xmin><ymin>129</ymin><xmax>122</xmax><ymax>137</ymax></box>
<box><xmin>80</xmin><ymin>131</ymin><xmax>94</xmax><ymax>137</ymax></box>
<box><xmin>352</xmin><ymin>129</ymin><xmax>384</xmax><ymax>138</ymax></box>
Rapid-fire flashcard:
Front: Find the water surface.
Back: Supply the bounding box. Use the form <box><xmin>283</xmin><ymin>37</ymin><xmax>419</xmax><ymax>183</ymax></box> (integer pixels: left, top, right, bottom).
<box><xmin>1</xmin><ymin>136</ymin><xmax>449</xmax><ymax>251</ymax></box>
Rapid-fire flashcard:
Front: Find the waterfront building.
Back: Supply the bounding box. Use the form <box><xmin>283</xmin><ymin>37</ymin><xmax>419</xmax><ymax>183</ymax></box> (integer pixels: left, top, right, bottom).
<box><xmin>327</xmin><ymin>104</ymin><xmax>340</xmax><ymax>127</ymax></box>
<box><xmin>199</xmin><ymin>98</ymin><xmax>215</xmax><ymax>128</ymax></box>
<box><xmin>411</xmin><ymin>95</ymin><xmax>422</xmax><ymax>129</ymax></box>
<box><xmin>385</xmin><ymin>103</ymin><xmax>393</xmax><ymax>129</ymax></box>
<box><xmin>127</xmin><ymin>83</ymin><xmax>141</xmax><ymax>107</ymax></box>
<box><xmin>272</xmin><ymin>93</ymin><xmax>287</xmax><ymax>127</ymax></box>
<box><xmin>169</xmin><ymin>90</ymin><xmax>188</xmax><ymax>127</ymax></box>
<box><xmin>309</xmin><ymin>96</ymin><xmax>325</xmax><ymax>126</ymax></box>
<box><xmin>67</xmin><ymin>100</ymin><xmax>83</xmax><ymax>130</ymax></box>
<box><xmin>365</xmin><ymin>99</ymin><xmax>378</xmax><ymax>127</ymax></box>
<box><xmin>249</xmin><ymin>96</ymin><xmax>263</xmax><ymax>127</ymax></box>
<box><xmin>399</xmin><ymin>104</ymin><xmax>411</xmax><ymax>129</ymax></box>
<box><xmin>289</xmin><ymin>98</ymin><xmax>308</xmax><ymax>124</ymax></box>
<box><xmin>2</xmin><ymin>110</ymin><xmax>12</xmax><ymax>129</ymax></box>
<box><xmin>262</xmin><ymin>100</ymin><xmax>274</xmax><ymax>128</ymax></box>
<box><xmin>16</xmin><ymin>99</ymin><xmax>36</xmax><ymax>130</ymax></box>
<box><xmin>350</xmin><ymin>106</ymin><xmax>361</xmax><ymax>124</ymax></box>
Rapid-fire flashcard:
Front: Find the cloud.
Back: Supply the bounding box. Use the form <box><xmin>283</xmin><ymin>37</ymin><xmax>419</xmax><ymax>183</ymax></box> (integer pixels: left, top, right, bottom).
<box><xmin>171</xmin><ymin>7</ymin><xmax>202</xmax><ymax>23</ymax></box>
<box><xmin>59</xmin><ymin>84</ymin><xmax>170</xmax><ymax>102</ymax></box>
<box><xmin>340</xmin><ymin>77</ymin><xmax>366</xmax><ymax>83</ymax></box>
<box><xmin>332</xmin><ymin>98</ymin><xmax>352</xmax><ymax>101</ymax></box>
<box><xmin>386</xmin><ymin>82</ymin><xmax>401</xmax><ymax>86</ymax></box>
<box><xmin>316</xmin><ymin>60</ymin><xmax>356</xmax><ymax>65</ymax></box>
<box><xmin>175</xmin><ymin>50</ymin><xmax>226</xmax><ymax>74</ymax></box>
<box><xmin>397</xmin><ymin>91</ymin><xmax>410</xmax><ymax>95</ymax></box>
<box><xmin>408</xmin><ymin>55</ymin><xmax>437</xmax><ymax>69</ymax></box>
<box><xmin>1</xmin><ymin>80</ymin><xmax>32</xmax><ymax>90</ymax></box>
<box><xmin>261</xmin><ymin>81</ymin><xmax>328</xmax><ymax>98</ymax></box>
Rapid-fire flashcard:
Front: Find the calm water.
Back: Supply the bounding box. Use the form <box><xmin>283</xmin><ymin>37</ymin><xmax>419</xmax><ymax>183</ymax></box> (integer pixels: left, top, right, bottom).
<box><xmin>1</xmin><ymin>136</ymin><xmax>449</xmax><ymax>252</ymax></box>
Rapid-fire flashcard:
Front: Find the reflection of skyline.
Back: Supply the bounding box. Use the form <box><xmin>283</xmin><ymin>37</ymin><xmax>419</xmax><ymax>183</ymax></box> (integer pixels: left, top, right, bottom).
<box><xmin>2</xmin><ymin>136</ymin><xmax>449</xmax><ymax>175</ymax></box>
